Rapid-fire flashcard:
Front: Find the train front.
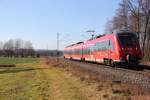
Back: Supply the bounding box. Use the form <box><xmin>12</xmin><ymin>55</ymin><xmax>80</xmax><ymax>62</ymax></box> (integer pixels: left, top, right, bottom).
<box><xmin>116</xmin><ymin>32</ymin><xmax>143</xmax><ymax>64</ymax></box>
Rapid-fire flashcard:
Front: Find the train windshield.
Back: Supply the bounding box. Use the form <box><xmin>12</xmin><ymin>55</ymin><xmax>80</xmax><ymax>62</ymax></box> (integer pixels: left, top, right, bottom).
<box><xmin>117</xmin><ymin>33</ymin><xmax>138</xmax><ymax>47</ymax></box>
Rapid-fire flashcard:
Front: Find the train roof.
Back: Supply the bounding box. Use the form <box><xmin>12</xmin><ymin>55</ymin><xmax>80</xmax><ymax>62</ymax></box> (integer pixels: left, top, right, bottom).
<box><xmin>65</xmin><ymin>31</ymin><xmax>136</xmax><ymax>48</ymax></box>
<box><xmin>76</xmin><ymin>42</ymin><xmax>84</xmax><ymax>44</ymax></box>
<box><xmin>65</xmin><ymin>33</ymin><xmax>114</xmax><ymax>48</ymax></box>
<box><xmin>65</xmin><ymin>41</ymin><xmax>83</xmax><ymax>48</ymax></box>
<box><xmin>86</xmin><ymin>33</ymin><xmax>113</xmax><ymax>42</ymax></box>
<box><xmin>86</xmin><ymin>34</ymin><xmax>106</xmax><ymax>41</ymax></box>
<box><xmin>65</xmin><ymin>28</ymin><xmax>137</xmax><ymax>49</ymax></box>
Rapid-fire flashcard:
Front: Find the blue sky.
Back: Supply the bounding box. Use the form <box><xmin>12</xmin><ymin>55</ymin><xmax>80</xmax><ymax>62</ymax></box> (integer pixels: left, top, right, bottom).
<box><xmin>0</xmin><ymin>0</ymin><xmax>121</xmax><ymax>50</ymax></box>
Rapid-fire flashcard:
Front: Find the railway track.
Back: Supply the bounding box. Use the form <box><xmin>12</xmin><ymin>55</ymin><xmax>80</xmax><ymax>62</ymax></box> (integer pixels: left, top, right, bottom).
<box><xmin>63</xmin><ymin>59</ymin><xmax>150</xmax><ymax>91</ymax></box>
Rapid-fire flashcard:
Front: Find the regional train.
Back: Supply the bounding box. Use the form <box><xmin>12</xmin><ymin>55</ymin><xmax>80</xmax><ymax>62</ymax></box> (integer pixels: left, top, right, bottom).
<box><xmin>64</xmin><ymin>31</ymin><xmax>143</xmax><ymax>66</ymax></box>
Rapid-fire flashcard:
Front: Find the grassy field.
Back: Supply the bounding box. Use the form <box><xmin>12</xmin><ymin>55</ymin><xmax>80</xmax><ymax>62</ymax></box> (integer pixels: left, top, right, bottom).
<box><xmin>0</xmin><ymin>57</ymin><xmax>135</xmax><ymax>100</ymax></box>
<box><xmin>0</xmin><ymin>57</ymin><xmax>39</xmax><ymax>64</ymax></box>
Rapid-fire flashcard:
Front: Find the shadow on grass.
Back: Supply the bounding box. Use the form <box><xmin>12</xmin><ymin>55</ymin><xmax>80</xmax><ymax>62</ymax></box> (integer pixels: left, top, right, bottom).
<box><xmin>0</xmin><ymin>64</ymin><xmax>16</xmax><ymax>67</ymax></box>
<box><xmin>0</xmin><ymin>66</ymin><xmax>52</xmax><ymax>74</ymax></box>
<box><xmin>0</xmin><ymin>67</ymin><xmax>35</xmax><ymax>74</ymax></box>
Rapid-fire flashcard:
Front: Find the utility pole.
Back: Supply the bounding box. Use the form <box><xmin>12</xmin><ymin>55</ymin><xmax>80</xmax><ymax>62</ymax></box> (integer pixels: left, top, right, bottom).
<box><xmin>57</xmin><ymin>33</ymin><xmax>59</xmax><ymax>62</ymax></box>
<box><xmin>86</xmin><ymin>30</ymin><xmax>95</xmax><ymax>39</ymax></box>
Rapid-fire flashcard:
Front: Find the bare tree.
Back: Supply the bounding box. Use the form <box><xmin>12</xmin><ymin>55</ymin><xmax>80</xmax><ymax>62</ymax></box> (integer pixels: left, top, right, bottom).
<box><xmin>14</xmin><ymin>39</ymin><xmax>23</xmax><ymax>57</ymax></box>
<box><xmin>0</xmin><ymin>41</ymin><xmax>3</xmax><ymax>57</ymax></box>
<box><xmin>104</xmin><ymin>20</ymin><xmax>114</xmax><ymax>33</ymax></box>
<box><xmin>0</xmin><ymin>39</ymin><xmax>35</xmax><ymax>58</ymax></box>
<box><xmin>3</xmin><ymin>39</ymin><xmax>15</xmax><ymax>57</ymax></box>
<box><xmin>104</xmin><ymin>0</ymin><xmax>150</xmax><ymax>60</ymax></box>
<box><xmin>127</xmin><ymin>0</ymin><xmax>150</xmax><ymax>50</ymax></box>
<box><xmin>0</xmin><ymin>41</ymin><xmax>3</xmax><ymax>50</ymax></box>
<box><xmin>14</xmin><ymin>38</ymin><xmax>23</xmax><ymax>50</ymax></box>
<box><xmin>139</xmin><ymin>0</ymin><xmax>150</xmax><ymax>51</ymax></box>
<box><xmin>106</xmin><ymin>0</ymin><xmax>130</xmax><ymax>32</ymax></box>
<box><xmin>121</xmin><ymin>0</ymin><xmax>129</xmax><ymax>28</ymax></box>
<box><xmin>127</xmin><ymin>0</ymin><xmax>141</xmax><ymax>38</ymax></box>
<box><xmin>24</xmin><ymin>41</ymin><xmax>33</xmax><ymax>50</ymax></box>
<box><xmin>24</xmin><ymin>41</ymin><xmax>35</xmax><ymax>57</ymax></box>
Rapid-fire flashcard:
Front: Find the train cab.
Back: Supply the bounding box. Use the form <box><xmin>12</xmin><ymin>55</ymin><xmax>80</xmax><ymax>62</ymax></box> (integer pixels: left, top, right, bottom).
<box><xmin>115</xmin><ymin>32</ymin><xmax>143</xmax><ymax>64</ymax></box>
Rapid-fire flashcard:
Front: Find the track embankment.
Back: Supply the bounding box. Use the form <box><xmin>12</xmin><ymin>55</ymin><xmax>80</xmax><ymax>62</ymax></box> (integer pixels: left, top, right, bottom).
<box><xmin>46</xmin><ymin>57</ymin><xmax>150</xmax><ymax>98</ymax></box>
<box><xmin>68</xmin><ymin>60</ymin><xmax>150</xmax><ymax>92</ymax></box>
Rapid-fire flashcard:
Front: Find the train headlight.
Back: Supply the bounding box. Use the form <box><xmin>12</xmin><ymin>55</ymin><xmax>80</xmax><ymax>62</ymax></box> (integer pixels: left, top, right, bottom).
<box><xmin>136</xmin><ymin>47</ymin><xmax>138</xmax><ymax>50</ymax></box>
<box><xmin>126</xmin><ymin>54</ymin><xmax>130</xmax><ymax>62</ymax></box>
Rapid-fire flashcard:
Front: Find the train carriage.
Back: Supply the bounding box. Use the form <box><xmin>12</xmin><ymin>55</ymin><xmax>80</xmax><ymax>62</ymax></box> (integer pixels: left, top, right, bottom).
<box><xmin>64</xmin><ymin>31</ymin><xmax>143</xmax><ymax>66</ymax></box>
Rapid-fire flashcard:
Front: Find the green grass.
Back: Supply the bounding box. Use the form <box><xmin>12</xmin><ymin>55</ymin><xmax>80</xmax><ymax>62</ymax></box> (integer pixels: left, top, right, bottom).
<box><xmin>0</xmin><ymin>57</ymin><xmax>39</xmax><ymax>64</ymax></box>
<box><xmin>0</xmin><ymin>58</ymin><xmax>45</xmax><ymax>100</ymax></box>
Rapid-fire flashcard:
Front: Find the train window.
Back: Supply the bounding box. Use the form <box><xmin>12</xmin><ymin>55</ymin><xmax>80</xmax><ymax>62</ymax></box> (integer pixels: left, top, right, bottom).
<box><xmin>83</xmin><ymin>49</ymin><xmax>85</xmax><ymax>54</ymax></box>
<box><xmin>117</xmin><ymin>33</ymin><xmax>138</xmax><ymax>47</ymax></box>
<box><xmin>83</xmin><ymin>48</ymin><xmax>88</xmax><ymax>54</ymax></box>
<box><xmin>109</xmin><ymin>40</ymin><xmax>110</xmax><ymax>46</ymax></box>
<box><xmin>82</xmin><ymin>46</ymin><xmax>93</xmax><ymax>54</ymax></box>
<box><xmin>83</xmin><ymin>48</ymin><xmax>86</xmax><ymax>54</ymax></box>
<box><xmin>95</xmin><ymin>40</ymin><xmax>109</xmax><ymax>51</ymax></box>
<box><xmin>74</xmin><ymin>50</ymin><xmax>76</xmax><ymax>54</ymax></box>
<box><xmin>90</xmin><ymin>45</ymin><xmax>94</xmax><ymax>52</ymax></box>
<box><xmin>79</xmin><ymin>49</ymin><xmax>82</xmax><ymax>54</ymax></box>
<box><xmin>109</xmin><ymin>40</ymin><xmax>114</xmax><ymax>50</ymax></box>
<box><xmin>84</xmin><ymin>40</ymin><xmax>114</xmax><ymax>52</ymax></box>
<box><xmin>74</xmin><ymin>49</ymin><xmax>81</xmax><ymax>54</ymax></box>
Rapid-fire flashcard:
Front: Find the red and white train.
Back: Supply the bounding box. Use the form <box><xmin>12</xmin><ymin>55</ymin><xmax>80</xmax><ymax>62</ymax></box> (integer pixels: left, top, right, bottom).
<box><xmin>64</xmin><ymin>31</ymin><xmax>143</xmax><ymax>66</ymax></box>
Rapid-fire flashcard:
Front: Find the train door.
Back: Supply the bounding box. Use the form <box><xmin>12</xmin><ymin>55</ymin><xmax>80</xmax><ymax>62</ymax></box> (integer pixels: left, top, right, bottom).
<box><xmin>108</xmin><ymin>40</ymin><xmax>115</xmax><ymax>66</ymax></box>
<box><xmin>108</xmin><ymin>40</ymin><xmax>111</xmax><ymax>60</ymax></box>
<box><xmin>104</xmin><ymin>40</ymin><xmax>111</xmax><ymax>64</ymax></box>
<box><xmin>90</xmin><ymin>44</ymin><xmax>95</xmax><ymax>62</ymax></box>
<box><xmin>81</xmin><ymin>44</ymin><xmax>84</xmax><ymax>60</ymax></box>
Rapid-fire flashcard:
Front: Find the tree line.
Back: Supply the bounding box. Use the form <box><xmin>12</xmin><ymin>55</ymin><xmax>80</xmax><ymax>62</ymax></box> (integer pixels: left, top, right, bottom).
<box><xmin>105</xmin><ymin>0</ymin><xmax>150</xmax><ymax>61</ymax></box>
<box><xmin>0</xmin><ymin>39</ymin><xmax>35</xmax><ymax>57</ymax></box>
<box><xmin>36</xmin><ymin>50</ymin><xmax>63</xmax><ymax>57</ymax></box>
